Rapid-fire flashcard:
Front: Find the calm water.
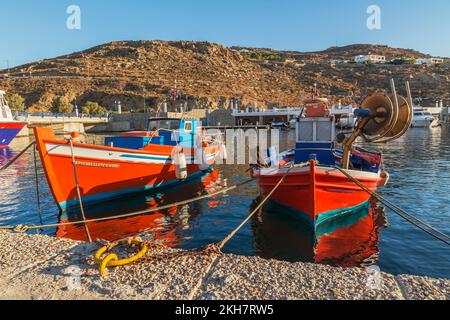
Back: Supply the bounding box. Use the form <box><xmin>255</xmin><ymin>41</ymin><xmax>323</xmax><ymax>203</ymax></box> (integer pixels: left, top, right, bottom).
<box><xmin>0</xmin><ymin>127</ymin><xmax>449</xmax><ymax>278</ymax></box>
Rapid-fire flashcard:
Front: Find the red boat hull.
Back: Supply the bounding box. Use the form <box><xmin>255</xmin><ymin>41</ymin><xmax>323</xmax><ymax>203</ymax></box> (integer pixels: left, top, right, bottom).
<box><xmin>253</xmin><ymin>161</ymin><xmax>381</xmax><ymax>227</ymax></box>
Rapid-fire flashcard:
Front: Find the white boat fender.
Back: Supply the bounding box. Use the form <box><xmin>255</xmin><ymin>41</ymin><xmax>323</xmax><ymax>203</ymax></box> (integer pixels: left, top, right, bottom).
<box><xmin>172</xmin><ymin>147</ymin><xmax>188</xmax><ymax>180</ymax></box>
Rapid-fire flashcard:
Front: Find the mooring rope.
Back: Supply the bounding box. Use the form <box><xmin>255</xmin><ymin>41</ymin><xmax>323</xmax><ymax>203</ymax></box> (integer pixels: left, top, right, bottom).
<box><xmin>0</xmin><ymin>178</ymin><xmax>256</xmax><ymax>233</ymax></box>
<box><xmin>0</xmin><ymin>141</ymin><xmax>36</xmax><ymax>171</ymax></box>
<box><xmin>217</xmin><ymin>163</ymin><xmax>301</xmax><ymax>250</ymax></box>
<box><xmin>33</xmin><ymin>144</ymin><xmax>44</xmax><ymax>229</ymax></box>
<box><xmin>69</xmin><ymin>137</ymin><xmax>93</xmax><ymax>243</ymax></box>
<box><xmin>334</xmin><ymin>166</ymin><xmax>450</xmax><ymax>246</ymax></box>
<box><xmin>188</xmin><ymin>162</ymin><xmax>306</xmax><ymax>299</ymax></box>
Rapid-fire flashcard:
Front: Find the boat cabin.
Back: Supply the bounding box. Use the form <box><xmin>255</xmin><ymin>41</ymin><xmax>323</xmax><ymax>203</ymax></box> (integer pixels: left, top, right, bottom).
<box><xmin>294</xmin><ymin>99</ymin><xmax>336</xmax><ymax>166</ymax></box>
<box><xmin>104</xmin><ymin>117</ymin><xmax>202</xmax><ymax>150</ymax></box>
<box><xmin>293</xmin><ymin>98</ymin><xmax>382</xmax><ymax>172</ymax></box>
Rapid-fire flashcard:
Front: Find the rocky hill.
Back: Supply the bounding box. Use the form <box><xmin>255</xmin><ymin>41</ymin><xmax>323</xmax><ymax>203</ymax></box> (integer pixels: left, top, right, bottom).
<box><xmin>1</xmin><ymin>41</ymin><xmax>449</xmax><ymax>112</ymax></box>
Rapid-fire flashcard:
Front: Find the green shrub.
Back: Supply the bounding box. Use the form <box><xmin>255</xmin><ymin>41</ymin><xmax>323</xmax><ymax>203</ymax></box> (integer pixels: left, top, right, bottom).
<box><xmin>6</xmin><ymin>93</ymin><xmax>25</xmax><ymax>112</ymax></box>
<box><xmin>82</xmin><ymin>101</ymin><xmax>107</xmax><ymax>115</ymax></box>
<box><xmin>248</xmin><ymin>51</ymin><xmax>281</xmax><ymax>61</ymax></box>
<box><xmin>51</xmin><ymin>96</ymin><xmax>73</xmax><ymax>114</ymax></box>
<box><xmin>250</xmin><ymin>52</ymin><xmax>263</xmax><ymax>60</ymax></box>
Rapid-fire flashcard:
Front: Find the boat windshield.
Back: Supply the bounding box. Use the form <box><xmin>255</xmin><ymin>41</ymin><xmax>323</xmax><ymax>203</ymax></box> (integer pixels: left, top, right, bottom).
<box><xmin>147</xmin><ymin>119</ymin><xmax>181</xmax><ymax>131</ymax></box>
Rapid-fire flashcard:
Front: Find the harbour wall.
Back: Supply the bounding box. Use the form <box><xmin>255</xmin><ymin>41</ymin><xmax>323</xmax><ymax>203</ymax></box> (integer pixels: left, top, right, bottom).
<box><xmin>15</xmin><ymin>115</ymin><xmax>109</xmax><ymax>136</ymax></box>
<box><xmin>0</xmin><ymin>232</ymin><xmax>448</xmax><ymax>300</ymax></box>
<box><xmin>13</xmin><ymin>109</ymin><xmax>259</xmax><ymax>135</ymax></box>
<box><xmin>96</xmin><ymin>109</ymin><xmax>235</xmax><ymax>132</ymax></box>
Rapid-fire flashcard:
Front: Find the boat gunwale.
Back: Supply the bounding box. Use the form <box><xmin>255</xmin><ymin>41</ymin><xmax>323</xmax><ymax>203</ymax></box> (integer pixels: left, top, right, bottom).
<box><xmin>254</xmin><ymin>165</ymin><xmax>380</xmax><ymax>182</ymax></box>
<box><xmin>41</xmin><ymin>137</ymin><xmax>217</xmax><ymax>157</ymax></box>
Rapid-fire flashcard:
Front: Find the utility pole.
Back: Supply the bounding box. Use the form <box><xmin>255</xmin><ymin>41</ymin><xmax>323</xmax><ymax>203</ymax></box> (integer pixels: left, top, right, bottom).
<box><xmin>74</xmin><ymin>97</ymin><xmax>79</xmax><ymax>117</ymax></box>
<box><xmin>6</xmin><ymin>60</ymin><xmax>10</xmax><ymax>77</ymax></box>
<box><xmin>143</xmin><ymin>87</ymin><xmax>146</xmax><ymax>113</ymax></box>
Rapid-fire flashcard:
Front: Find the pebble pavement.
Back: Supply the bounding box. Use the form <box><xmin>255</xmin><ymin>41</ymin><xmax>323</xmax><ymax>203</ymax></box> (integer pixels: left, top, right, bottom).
<box><xmin>0</xmin><ymin>232</ymin><xmax>448</xmax><ymax>300</ymax></box>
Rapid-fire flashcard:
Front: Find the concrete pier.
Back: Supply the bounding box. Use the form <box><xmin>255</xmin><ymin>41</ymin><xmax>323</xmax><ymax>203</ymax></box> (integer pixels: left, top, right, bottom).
<box><xmin>0</xmin><ymin>232</ymin><xmax>447</xmax><ymax>300</ymax></box>
<box><xmin>14</xmin><ymin>115</ymin><xmax>109</xmax><ymax>136</ymax></box>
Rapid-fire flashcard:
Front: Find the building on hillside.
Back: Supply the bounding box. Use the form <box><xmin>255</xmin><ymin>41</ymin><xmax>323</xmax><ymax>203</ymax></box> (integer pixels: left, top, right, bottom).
<box><xmin>330</xmin><ymin>59</ymin><xmax>343</xmax><ymax>66</ymax></box>
<box><xmin>354</xmin><ymin>54</ymin><xmax>386</xmax><ymax>64</ymax></box>
<box><xmin>416</xmin><ymin>57</ymin><xmax>444</xmax><ymax>65</ymax></box>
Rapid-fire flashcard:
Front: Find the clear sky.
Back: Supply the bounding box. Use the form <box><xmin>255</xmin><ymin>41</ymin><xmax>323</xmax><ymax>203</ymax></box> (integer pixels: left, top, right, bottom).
<box><xmin>2</xmin><ymin>0</ymin><xmax>449</xmax><ymax>68</ymax></box>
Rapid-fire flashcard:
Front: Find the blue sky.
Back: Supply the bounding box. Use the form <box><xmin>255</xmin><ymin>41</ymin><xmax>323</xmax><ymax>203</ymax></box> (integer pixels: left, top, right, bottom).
<box><xmin>1</xmin><ymin>0</ymin><xmax>449</xmax><ymax>68</ymax></box>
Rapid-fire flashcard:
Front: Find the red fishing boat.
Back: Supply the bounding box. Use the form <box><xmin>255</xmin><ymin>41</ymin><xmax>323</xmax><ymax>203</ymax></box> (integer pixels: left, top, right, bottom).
<box><xmin>34</xmin><ymin>117</ymin><xmax>222</xmax><ymax>211</ymax></box>
<box><xmin>251</xmin><ymin>82</ymin><xmax>413</xmax><ymax>229</ymax></box>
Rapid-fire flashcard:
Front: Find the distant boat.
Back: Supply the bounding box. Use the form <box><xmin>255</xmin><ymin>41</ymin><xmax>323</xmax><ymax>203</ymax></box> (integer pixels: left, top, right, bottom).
<box><xmin>0</xmin><ymin>90</ymin><xmax>26</xmax><ymax>149</ymax></box>
<box><xmin>270</xmin><ymin>120</ymin><xmax>287</xmax><ymax>129</ymax></box>
<box><xmin>34</xmin><ymin>117</ymin><xmax>222</xmax><ymax>211</ymax></box>
<box><xmin>330</xmin><ymin>105</ymin><xmax>357</xmax><ymax>128</ymax></box>
<box><xmin>288</xmin><ymin>118</ymin><xmax>297</xmax><ymax>129</ymax></box>
<box><xmin>412</xmin><ymin>108</ymin><xmax>435</xmax><ymax>128</ymax></box>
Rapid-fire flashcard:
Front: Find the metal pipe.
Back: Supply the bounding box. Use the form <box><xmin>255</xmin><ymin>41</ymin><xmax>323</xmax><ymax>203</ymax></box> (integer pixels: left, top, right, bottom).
<box><xmin>406</xmin><ymin>81</ymin><xmax>414</xmax><ymax>110</ymax></box>
<box><xmin>390</xmin><ymin>79</ymin><xmax>399</xmax><ymax>112</ymax></box>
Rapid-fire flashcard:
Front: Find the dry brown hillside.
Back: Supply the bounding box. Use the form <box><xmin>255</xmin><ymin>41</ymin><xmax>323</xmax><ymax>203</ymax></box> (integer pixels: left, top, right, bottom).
<box><xmin>1</xmin><ymin>41</ymin><xmax>448</xmax><ymax>112</ymax></box>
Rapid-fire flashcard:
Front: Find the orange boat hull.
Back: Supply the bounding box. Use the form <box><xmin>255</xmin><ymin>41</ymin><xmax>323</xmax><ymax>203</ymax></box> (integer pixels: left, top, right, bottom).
<box><xmin>34</xmin><ymin>127</ymin><xmax>219</xmax><ymax>211</ymax></box>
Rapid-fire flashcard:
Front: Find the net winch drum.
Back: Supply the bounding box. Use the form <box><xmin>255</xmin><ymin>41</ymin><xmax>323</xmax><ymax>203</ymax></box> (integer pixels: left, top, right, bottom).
<box><xmin>357</xmin><ymin>91</ymin><xmax>412</xmax><ymax>143</ymax></box>
<box><xmin>376</xmin><ymin>95</ymin><xmax>412</xmax><ymax>143</ymax></box>
<box><xmin>341</xmin><ymin>80</ymin><xmax>413</xmax><ymax>169</ymax></box>
<box><xmin>359</xmin><ymin>91</ymin><xmax>398</xmax><ymax>142</ymax></box>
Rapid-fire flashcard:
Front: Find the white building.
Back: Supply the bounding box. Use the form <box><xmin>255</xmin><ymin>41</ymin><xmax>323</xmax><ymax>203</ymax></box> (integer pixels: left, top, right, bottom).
<box><xmin>416</xmin><ymin>57</ymin><xmax>444</xmax><ymax>65</ymax></box>
<box><xmin>354</xmin><ymin>54</ymin><xmax>386</xmax><ymax>64</ymax></box>
<box><xmin>330</xmin><ymin>59</ymin><xmax>343</xmax><ymax>66</ymax></box>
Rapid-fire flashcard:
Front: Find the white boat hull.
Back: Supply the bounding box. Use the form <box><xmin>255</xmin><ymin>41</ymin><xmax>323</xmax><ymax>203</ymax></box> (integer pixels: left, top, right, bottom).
<box><xmin>411</xmin><ymin>119</ymin><xmax>434</xmax><ymax>128</ymax></box>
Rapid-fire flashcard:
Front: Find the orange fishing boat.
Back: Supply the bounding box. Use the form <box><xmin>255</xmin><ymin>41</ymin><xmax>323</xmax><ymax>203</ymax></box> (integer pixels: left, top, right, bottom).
<box><xmin>34</xmin><ymin>117</ymin><xmax>222</xmax><ymax>211</ymax></box>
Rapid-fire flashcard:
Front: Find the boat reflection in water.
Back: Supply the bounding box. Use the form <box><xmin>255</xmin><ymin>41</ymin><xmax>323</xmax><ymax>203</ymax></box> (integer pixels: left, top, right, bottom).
<box><xmin>0</xmin><ymin>147</ymin><xmax>13</xmax><ymax>164</ymax></box>
<box><xmin>55</xmin><ymin>166</ymin><xmax>387</xmax><ymax>269</ymax></box>
<box><xmin>251</xmin><ymin>197</ymin><xmax>387</xmax><ymax>267</ymax></box>
<box><xmin>55</xmin><ymin>169</ymin><xmax>225</xmax><ymax>244</ymax></box>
